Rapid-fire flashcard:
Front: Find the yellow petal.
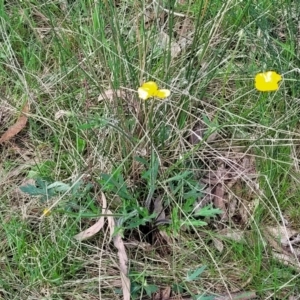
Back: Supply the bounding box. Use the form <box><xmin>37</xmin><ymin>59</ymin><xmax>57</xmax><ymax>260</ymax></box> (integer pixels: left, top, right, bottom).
<box><xmin>255</xmin><ymin>71</ymin><xmax>282</xmax><ymax>92</ymax></box>
<box><xmin>138</xmin><ymin>81</ymin><xmax>171</xmax><ymax>100</ymax></box>
<box><xmin>155</xmin><ymin>89</ymin><xmax>171</xmax><ymax>99</ymax></box>
<box><xmin>140</xmin><ymin>81</ymin><xmax>159</xmax><ymax>94</ymax></box>
<box><xmin>138</xmin><ymin>87</ymin><xmax>151</xmax><ymax>100</ymax></box>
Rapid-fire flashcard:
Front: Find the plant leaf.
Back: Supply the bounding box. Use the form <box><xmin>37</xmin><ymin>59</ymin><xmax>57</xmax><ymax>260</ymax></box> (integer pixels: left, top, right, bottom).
<box><xmin>144</xmin><ymin>284</ymin><xmax>158</xmax><ymax>296</ymax></box>
<box><xmin>194</xmin><ymin>205</ymin><xmax>223</xmax><ymax>217</ymax></box>
<box><xmin>114</xmin><ymin>233</ymin><xmax>130</xmax><ymax>300</ymax></box>
<box><xmin>19</xmin><ymin>184</ymin><xmax>46</xmax><ymax>196</ymax></box>
<box><xmin>47</xmin><ymin>181</ymin><xmax>71</xmax><ymax>192</ymax></box>
<box><xmin>186</xmin><ymin>266</ymin><xmax>206</xmax><ymax>282</ymax></box>
<box><xmin>0</xmin><ymin>102</ymin><xmax>29</xmax><ymax>143</ymax></box>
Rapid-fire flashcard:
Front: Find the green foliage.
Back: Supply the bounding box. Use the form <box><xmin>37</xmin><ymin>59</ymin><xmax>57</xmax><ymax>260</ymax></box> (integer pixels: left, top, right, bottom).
<box><xmin>129</xmin><ymin>272</ymin><xmax>159</xmax><ymax>299</ymax></box>
<box><xmin>19</xmin><ymin>178</ymin><xmax>57</xmax><ymax>202</ymax></box>
<box><xmin>19</xmin><ymin>177</ymin><xmax>102</xmax><ymax>219</ymax></box>
<box><xmin>2</xmin><ymin>216</ymin><xmax>82</xmax><ymax>285</ymax></box>
<box><xmin>99</xmin><ymin>165</ymin><xmax>158</xmax><ymax>232</ymax></box>
<box><xmin>194</xmin><ymin>205</ymin><xmax>223</xmax><ymax>217</ymax></box>
<box><xmin>186</xmin><ymin>266</ymin><xmax>206</xmax><ymax>282</ymax></box>
<box><xmin>100</xmin><ymin>169</ymin><xmax>134</xmax><ymax>201</ymax></box>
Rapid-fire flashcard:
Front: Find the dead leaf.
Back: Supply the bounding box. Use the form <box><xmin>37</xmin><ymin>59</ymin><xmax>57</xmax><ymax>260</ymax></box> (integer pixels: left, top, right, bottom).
<box><xmin>74</xmin><ymin>192</ymin><xmax>109</xmax><ymax>241</ymax></box>
<box><xmin>98</xmin><ymin>89</ymin><xmax>125</xmax><ymax>101</ymax></box>
<box><xmin>212</xmin><ymin>237</ymin><xmax>224</xmax><ymax>252</ymax></box>
<box><xmin>158</xmin><ymin>31</ymin><xmax>182</xmax><ymax>58</ymax></box>
<box><xmin>113</xmin><ymin>234</ymin><xmax>130</xmax><ymax>300</ymax></box>
<box><xmin>189</xmin><ymin>123</ymin><xmax>205</xmax><ymax>145</ymax></box>
<box><xmin>265</xmin><ymin>225</ymin><xmax>298</xmax><ymax>245</ymax></box>
<box><xmin>0</xmin><ymin>102</ymin><xmax>29</xmax><ymax>143</ymax></box>
<box><xmin>106</xmin><ymin>208</ymin><xmax>115</xmax><ymax>243</ymax></box>
<box><xmin>154</xmin><ymin>196</ymin><xmax>165</xmax><ymax>222</ymax></box>
<box><xmin>74</xmin><ymin>192</ymin><xmax>130</xmax><ymax>299</ymax></box>
<box><xmin>170</xmin><ymin>42</ymin><xmax>181</xmax><ymax>58</ymax></box>
<box><xmin>189</xmin><ymin>122</ymin><xmax>218</xmax><ymax>144</ymax></box>
<box><xmin>264</xmin><ymin>225</ymin><xmax>300</xmax><ymax>257</ymax></box>
<box><xmin>196</xmin><ymin>152</ymin><xmax>259</xmax><ymax>226</ymax></box>
<box><xmin>218</xmin><ymin>228</ymin><xmax>245</xmax><ymax>243</ymax></box>
<box><xmin>54</xmin><ymin>110</ymin><xmax>72</xmax><ymax>120</ymax></box>
<box><xmin>161</xmin><ymin>286</ymin><xmax>171</xmax><ymax>300</ymax></box>
<box><xmin>214</xmin><ymin>183</ymin><xmax>227</xmax><ymax>221</ymax></box>
<box><xmin>152</xmin><ymin>286</ymin><xmax>171</xmax><ymax>300</ymax></box>
<box><xmin>174</xmin><ymin>17</ymin><xmax>195</xmax><ymax>50</ymax></box>
<box><xmin>272</xmin><ymin>252</ymin><xmax>300</xmax><ymax>271</ymax></box>
<box><xmin>73</xmin><ymin>215</ymin><xmax>105</xmax><ymax>241</ymax></box>
<box><xmin>213</xmin><ymin>166</ymin><xmax>228</xmax><ymax>221</ymax></box>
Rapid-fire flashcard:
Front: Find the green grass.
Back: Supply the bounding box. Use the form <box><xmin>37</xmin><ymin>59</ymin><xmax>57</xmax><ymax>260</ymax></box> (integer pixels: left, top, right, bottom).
<box><xmin>1</xmin><ymin>0</ymin><xmax>300</xmax><ymax>299</ymax></box>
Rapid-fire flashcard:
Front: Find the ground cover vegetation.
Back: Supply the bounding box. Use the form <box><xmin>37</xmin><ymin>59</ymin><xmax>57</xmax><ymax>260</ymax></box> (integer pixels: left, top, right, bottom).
<box><xmin>1</xmin><ymin>0</ymin><xmax>300</xmax><ymax>299</ymax></box>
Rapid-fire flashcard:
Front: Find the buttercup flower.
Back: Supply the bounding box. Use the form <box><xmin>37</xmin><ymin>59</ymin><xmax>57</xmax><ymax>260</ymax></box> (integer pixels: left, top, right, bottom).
<box><xmin>255</xmin><ymin>71</ymin><xmax>282</xmax><ymax>92</ymax></box>
<box><xmin>138</xmin><ymin>81</ymin><xmax>170</xmax><ymax>100</ymax></box>
<box><xmin>42</xmin><ymin>208</ymin><xmax>51</xmax><ymax>217</ymax></box>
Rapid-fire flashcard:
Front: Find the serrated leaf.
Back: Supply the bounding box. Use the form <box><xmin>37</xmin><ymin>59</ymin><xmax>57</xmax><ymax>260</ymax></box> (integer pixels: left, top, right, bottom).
<box><xmin>20</xmin><ymin>184</ymin><xmax>46</xmax><ymax>196</ymax></box>
<box><xmin>164</xmin><ymin>171</ymin><xmax>193</xmax><ymax>183</ymax></box>
<box><xmin>20</xmin><ymin>178</ymin><xmax>58</xmax><ymax>202</ymax></box>
<box><xmin>186</xmin><ymin>266</ymin><xmax>206</xmax><ymax>282</ymax></box>
<box><xmin>71</xmin><ymin>180</ymin><xmax>84</xmax><ymax>194</ymax></box>
<box><xmin>194</xmin><ymin>205</ymin><xmax>223</xmax><ymax>217</ymax></box>
<box><xmin>47</xmin><ymin>181</ymin><xmax>71</xmax><ymax>192</ymax></box>
<box><xmin>144</xmin><ymin>284</ymin><xmax>158</xmax><ymax>296</ymax></box>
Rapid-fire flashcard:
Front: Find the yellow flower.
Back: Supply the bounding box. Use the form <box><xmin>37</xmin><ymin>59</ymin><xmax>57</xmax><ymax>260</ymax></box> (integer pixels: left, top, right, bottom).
<box><xmin>255</xmin><ymin>71</ymin><xmax>282</xmax><ymax>92</ymax></box>
<box><xmin>42</xmin><ymin>208</ymin><xmax>51</xmax><ymax>217</ymax></box>
<box><xmin>138</xmin><ymin>81</ymin><xmax>170</xmax><ymax>100</ymax></box>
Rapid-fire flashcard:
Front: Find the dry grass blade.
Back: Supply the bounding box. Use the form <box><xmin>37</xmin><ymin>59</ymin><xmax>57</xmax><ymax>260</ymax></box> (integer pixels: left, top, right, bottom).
<box><xmin>113</xmin><ymin>234</ymin><xmax>130</xmax><ymax>300</ymax></box>
<box><xmin>0</xmin><ymin>102</ymin><xmax>29</xmax><ymax>143</ymax></box>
